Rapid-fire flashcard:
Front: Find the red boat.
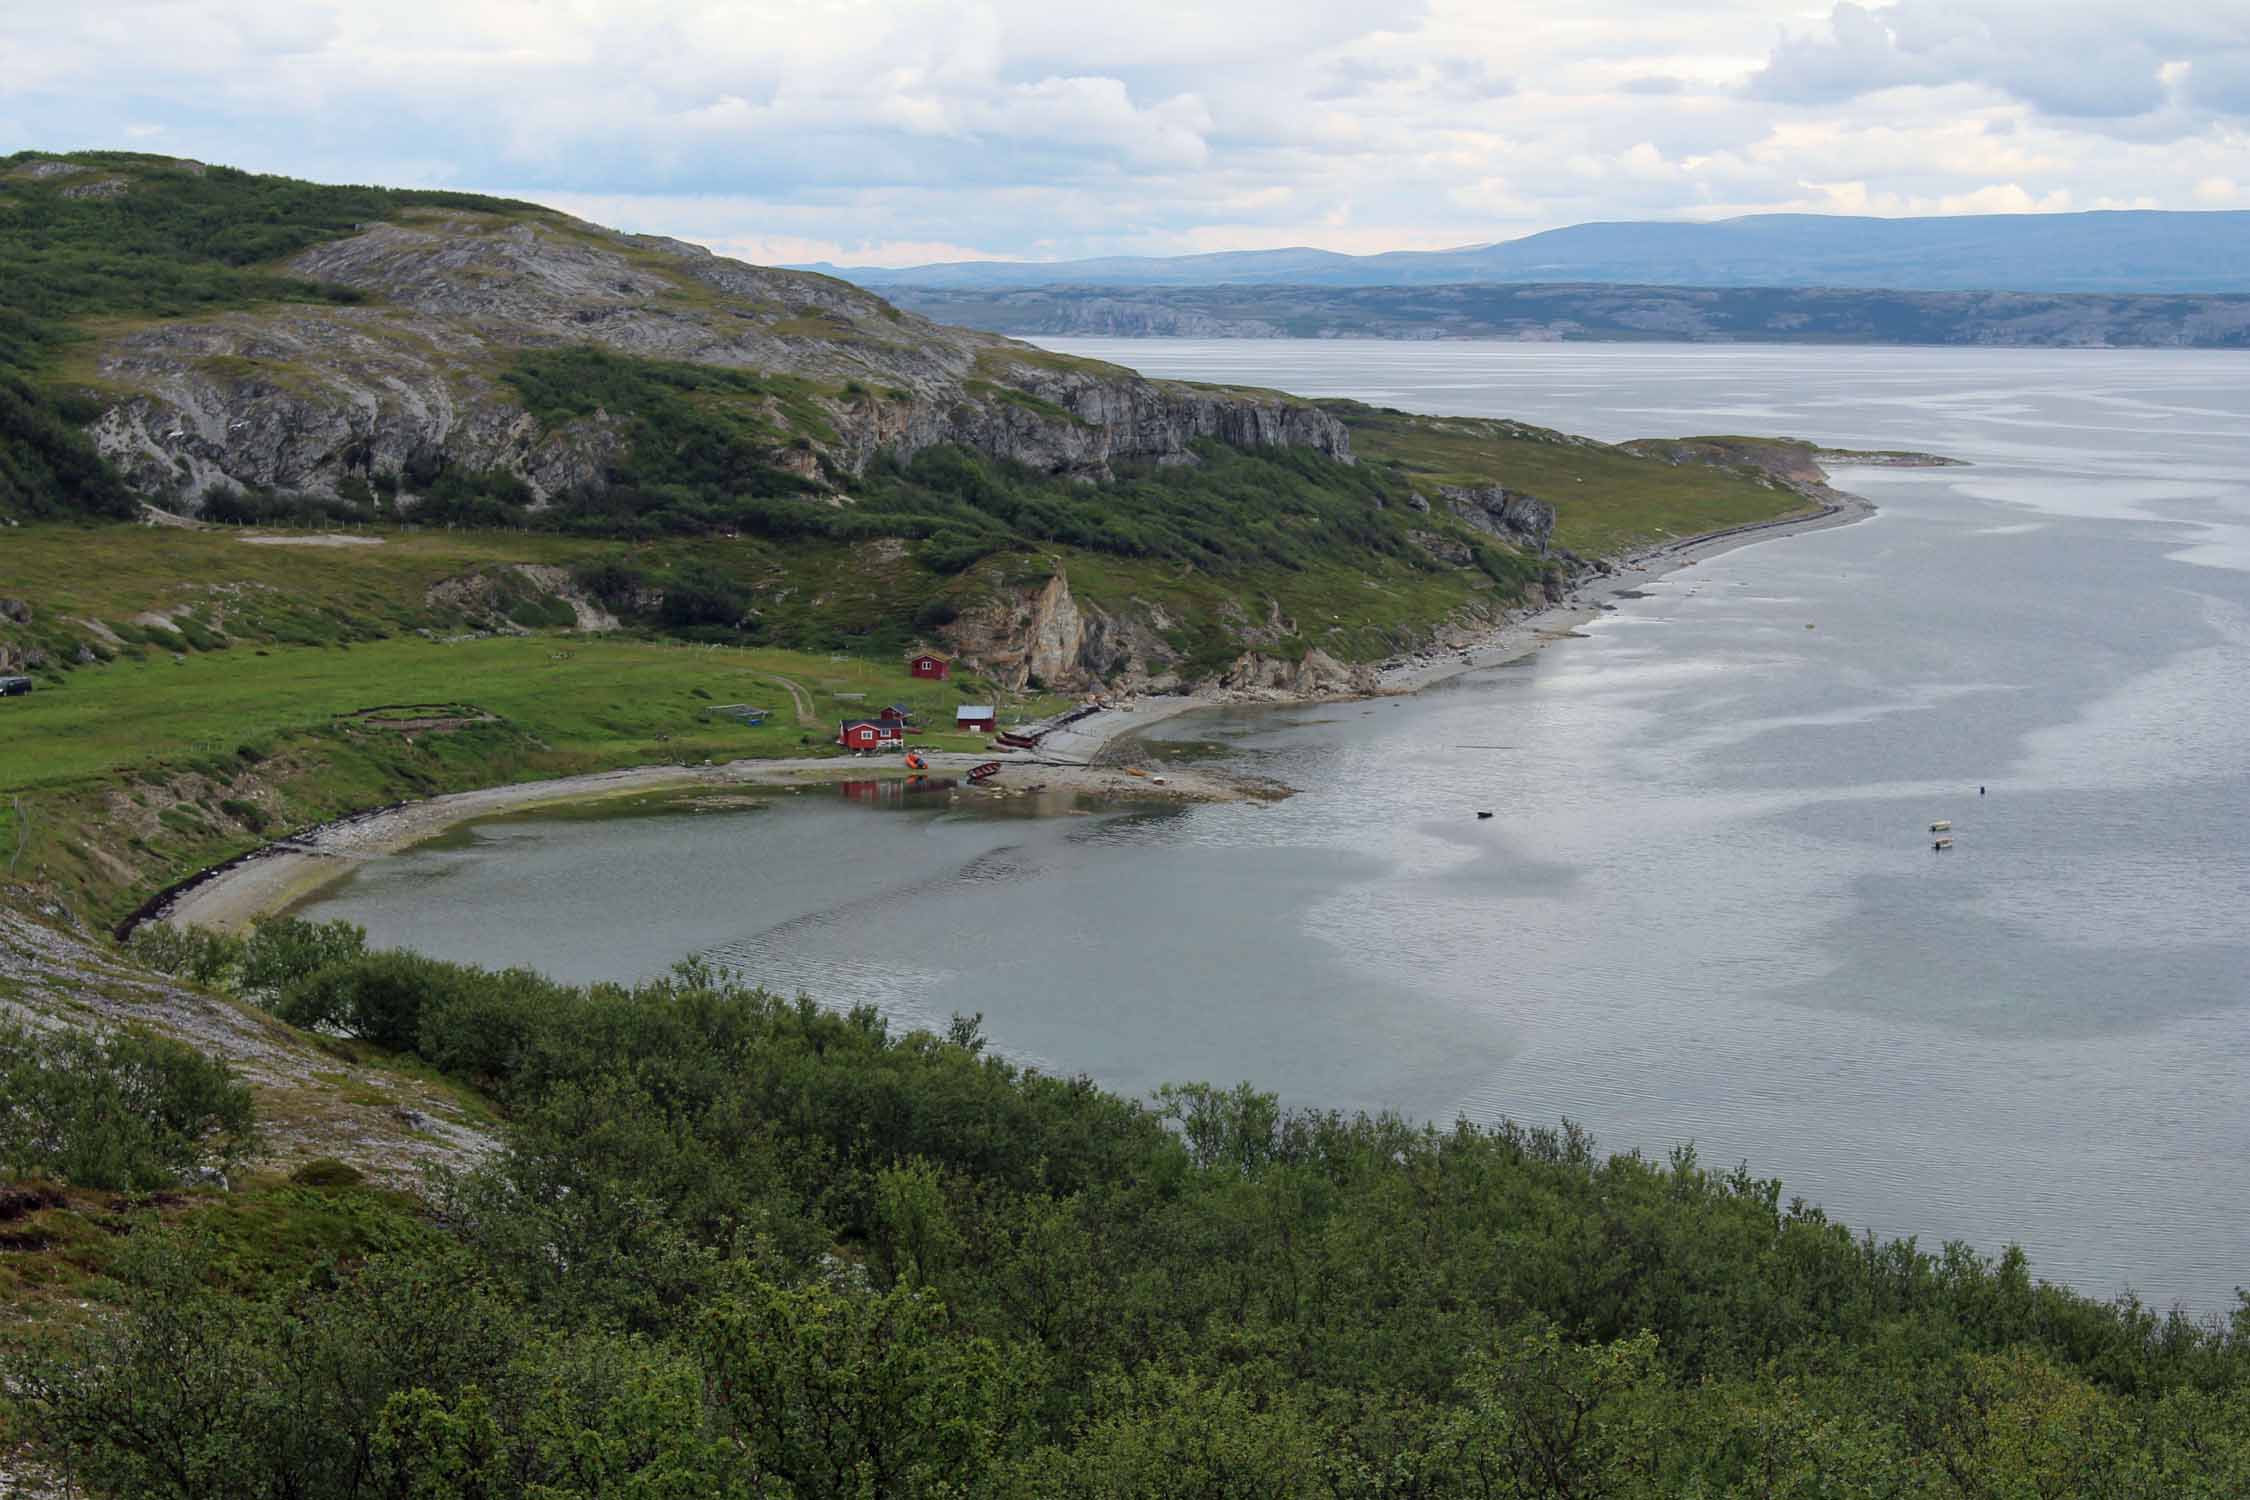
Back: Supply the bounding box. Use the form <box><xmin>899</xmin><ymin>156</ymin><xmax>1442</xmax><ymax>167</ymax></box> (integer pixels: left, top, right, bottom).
<box><xmin>967</xmin><ymin>761</ymin><xmax>1003</xmax><ymax>783</ymax></box>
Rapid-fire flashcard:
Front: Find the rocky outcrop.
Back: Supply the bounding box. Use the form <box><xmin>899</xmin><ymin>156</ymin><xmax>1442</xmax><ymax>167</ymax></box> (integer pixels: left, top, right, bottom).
<box><xmin>1215</xmin><ymin>647</ymin><xmax>1380</xmax><ymax>698</ymax></box>
<box><xmin>77</xmin><ymin>211</ymin><xmax>1351</xmax><ymax>513</ymax></box>
<box><xmin>944</xmin><ymin>572</ymin><xmax>1180</xmax><ymax>694</ymax></box>
<box><xmin>1436</xmin><ymin>484</ymin><xmax>1555</xmax><ymax>553</ymax></box>
<box><xmin>938</xmin><ymin>567</ymin><xmax>1406</xmax><ymax>698</ymax></box>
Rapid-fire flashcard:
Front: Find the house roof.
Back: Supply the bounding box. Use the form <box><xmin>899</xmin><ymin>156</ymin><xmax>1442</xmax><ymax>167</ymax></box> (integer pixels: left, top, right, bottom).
<box><xmin>840</xmin><ymin>719</ymin><xmax>901</xmax><ymax>733</ymax></box>
<box><xmin>955</xmin><ymin>705</ymin><xmax>995</xmax><ymax>719</ymax></box>
<box><xmin>909</xmin><ymin>652</ymin><xmax>950</xmax><ymax>662</ymax></box>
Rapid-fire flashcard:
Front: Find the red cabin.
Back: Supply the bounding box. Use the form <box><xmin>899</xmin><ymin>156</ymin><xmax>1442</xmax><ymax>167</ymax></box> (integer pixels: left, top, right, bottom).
<box><xmin>955</xmin><ymin>705</ymin><xmax>998</xmax><ymax>734</ymax></box>
<box><xmin>908</xmin><ymin>653</ymin><xmax>951</xmax><ymax>680</ymax></box>
<box><xmin>878</xmin><ymin>703</ymin><xmax>914</xmax><ymax>722</ymax></box>
<box><xmin>838</xmin><ymin>718</ymin><xmax>904</xmax><ymax>752</ymax></box>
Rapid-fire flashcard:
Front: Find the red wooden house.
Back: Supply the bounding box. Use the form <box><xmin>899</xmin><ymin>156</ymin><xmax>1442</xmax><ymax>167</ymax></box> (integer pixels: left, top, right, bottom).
<box><xmin>838</xmin><ymin>718</ymin><xmax>904</xmax><ymax>752</ymax></box>
<box><xmin>908</xmin><ymin>653</ymin><xmax>950</xmax><ymax>680</ymax></box>
<box><xmin>878</xmin><ymin>703</ymin><xmax>914</xmax><ymax>722</ymax></box>
<box><xmin>955</xmin><ymin>705</ymin><xmax>998</xmax><ymax>734</ymax></box>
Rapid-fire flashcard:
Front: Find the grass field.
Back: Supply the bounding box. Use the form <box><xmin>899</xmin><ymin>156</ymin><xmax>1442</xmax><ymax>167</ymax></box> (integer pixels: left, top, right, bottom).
<box><xmin>0</xmin><ymin>634</ymin><xmax>1038</xmax><ymax>792</ymax></box>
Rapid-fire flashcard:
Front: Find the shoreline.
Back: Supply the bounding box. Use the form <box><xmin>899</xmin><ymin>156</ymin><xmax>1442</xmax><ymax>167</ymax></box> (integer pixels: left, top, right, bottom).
<box><xmin>1370</xmin><ymin>483</ymin><xmax>1878</xmax><ymax>696</ymax></box>
<box><xmin>151</xmin><ymin>747</ymin><xmax>1268</xmax><ymax>935</ymax></box>
<box><xmin>152</xmin><ymin>469</ymin><xmax>1887</xmax><ymax>936</ymax></box>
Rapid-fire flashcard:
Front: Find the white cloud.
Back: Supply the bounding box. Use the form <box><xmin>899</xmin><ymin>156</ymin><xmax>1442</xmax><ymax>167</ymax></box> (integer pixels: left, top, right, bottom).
<box><xmin>1750</xmin><ymin>3</ymin><xmax>2250</xmax><ymax>124</ymax></box>
<box><xmin>2</xmin><ymin>0</ymin><xmax>2244</xmax><ymax>263</ymax></box>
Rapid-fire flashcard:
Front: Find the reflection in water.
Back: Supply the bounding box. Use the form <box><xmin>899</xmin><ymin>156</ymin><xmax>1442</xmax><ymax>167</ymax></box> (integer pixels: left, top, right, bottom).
<box><xmin>302</xmin><ymin>344</ymin><xmax>2250</xmax><ymax>1312</ymax></box>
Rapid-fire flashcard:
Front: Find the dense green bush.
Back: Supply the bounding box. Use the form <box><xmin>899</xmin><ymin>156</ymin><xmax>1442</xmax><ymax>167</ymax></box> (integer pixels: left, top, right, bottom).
<box><xmin>128</xmin><ymin>915</ymin><xmax>366</xmax><ymax>1001</ymax></box>
<box><xmin>0</xmin><ymin>1020</ymin><xmax>256</xmax><ymax>1189</ymax></box>
<box><xmin>277</xmin><ymin>949</ymin><xmax>477</xmax><ymax>1052</ymax></box>
<box><xmin>27</xmin><ymin>942</ymin><xmax>2250</xmax><ymax>1492</ymax></box>
<box><xmin>199</xmin><ymin>482</ymin><xmax>374</xmax><ymax>528</ymax></box>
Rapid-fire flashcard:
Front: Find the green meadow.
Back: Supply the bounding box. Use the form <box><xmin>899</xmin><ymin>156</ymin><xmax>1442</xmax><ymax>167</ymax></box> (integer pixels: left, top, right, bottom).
<box><xmin>0</xmin><ymin>633</ymin><xmax>1031</xmax><ymax>792</ymax></box>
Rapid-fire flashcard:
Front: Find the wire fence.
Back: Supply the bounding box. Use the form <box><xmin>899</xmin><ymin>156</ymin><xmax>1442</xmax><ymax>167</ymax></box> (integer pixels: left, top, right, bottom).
<box><xmin>7</xmin><ymin>796</ymin><xmax>26</xmax><ymax>875</ymax></box>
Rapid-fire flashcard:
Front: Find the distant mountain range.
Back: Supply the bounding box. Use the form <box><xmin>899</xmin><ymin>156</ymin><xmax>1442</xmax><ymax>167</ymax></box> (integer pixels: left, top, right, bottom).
<box><xmin>878</xmin><ymin>282</ymin><xmax>2250</xmax><ymax>349</ymax></box>
<box><xmin>802</xmin><ymin>211</ymin><xmax>2250</xmax><ymax>296</ymax></box>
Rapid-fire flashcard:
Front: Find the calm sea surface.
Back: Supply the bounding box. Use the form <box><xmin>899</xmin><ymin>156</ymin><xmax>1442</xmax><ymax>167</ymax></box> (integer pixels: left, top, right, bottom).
<box><xmin>301</xmin><ymin>342</ymin><xmax>2250</xmax><ymax>1311</ymax></box>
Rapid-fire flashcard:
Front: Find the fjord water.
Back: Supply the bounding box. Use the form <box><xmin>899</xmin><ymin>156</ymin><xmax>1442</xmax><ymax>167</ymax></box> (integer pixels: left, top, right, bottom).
<box><xmin>301</xmin><ymin>342</ymin><xmax>2250</xmax><ymax>1310</ymax></box>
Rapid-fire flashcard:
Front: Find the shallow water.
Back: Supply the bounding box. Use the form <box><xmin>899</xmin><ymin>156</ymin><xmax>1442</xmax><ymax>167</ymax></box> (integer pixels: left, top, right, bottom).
<box><xmin>301</xmin><ymin>342</ymin><xmax>2250</xmax><ymax>1311</ymax></box>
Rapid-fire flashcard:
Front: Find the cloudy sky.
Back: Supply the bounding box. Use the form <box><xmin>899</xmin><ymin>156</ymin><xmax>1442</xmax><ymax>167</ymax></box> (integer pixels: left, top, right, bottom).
<box><xmin>6</xmin><ymin>0</ymin><xmax>2247</xmax><ymax>265</ymax></box>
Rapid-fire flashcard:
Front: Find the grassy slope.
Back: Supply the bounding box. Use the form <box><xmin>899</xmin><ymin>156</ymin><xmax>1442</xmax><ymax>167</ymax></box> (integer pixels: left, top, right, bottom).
<box><xmin>1337</xmin><ymin>405</ymin><xmax>1821</xmax><ymax>555</ymax></box>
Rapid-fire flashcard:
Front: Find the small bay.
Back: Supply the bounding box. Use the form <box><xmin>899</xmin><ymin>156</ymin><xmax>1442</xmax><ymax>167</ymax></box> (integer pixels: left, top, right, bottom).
<box><xmin>299</xmin><ymin>341</ymin><xmax>2250</xmax><ymax>1312</ymax></box>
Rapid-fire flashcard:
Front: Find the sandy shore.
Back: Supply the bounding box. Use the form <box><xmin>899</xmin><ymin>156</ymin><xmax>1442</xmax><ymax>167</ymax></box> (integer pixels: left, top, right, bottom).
<box><xmin>155</xmin><ymin>747</ymin><xmax>1266</xmax><ymax>933</ymax></box>
<box><xmin>156</xmin><ymin>482</ymin><xmax>1880</xmax><ymax>934</ymax></box>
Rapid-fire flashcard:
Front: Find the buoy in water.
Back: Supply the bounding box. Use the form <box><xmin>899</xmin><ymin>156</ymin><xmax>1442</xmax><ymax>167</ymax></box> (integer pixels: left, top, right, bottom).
<box><xmin>1476</xmin><ymin>810</ymin><xmax>1494</xmax><ymax>820</ymax></box>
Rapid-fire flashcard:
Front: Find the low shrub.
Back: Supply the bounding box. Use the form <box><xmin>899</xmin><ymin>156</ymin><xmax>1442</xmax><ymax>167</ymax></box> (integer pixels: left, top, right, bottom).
<box><xmin>277</xmin><ymin>950</ymin><xmax>470</xmax><ymax>1052</ymax></box>
<box><xmin>289</xmin><ymin>1157</ymin><xmax>366</xmax><ymax>1188</ymax></box>
<box><xmin>0</xmin><ymin>1021</ymin><xmax>257</xmax><ymax>1190</ymax></box>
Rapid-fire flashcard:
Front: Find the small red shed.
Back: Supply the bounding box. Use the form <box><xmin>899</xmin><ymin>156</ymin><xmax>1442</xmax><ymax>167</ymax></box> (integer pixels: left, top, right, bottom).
<box><xmin>838</xmin><ymin>718</ymin><xmax>904</xmax><ymax>751</ymax></box>
<box><xmin>955</xmin><ymin>705</ymin><xmax>998</xmax><ymax>734</ymax></box>
<box><xmin>878</xmin><ymin>703</ymin><xmax>915</xmax><ymax>722</ymax></box>
<box><xmin>908</xmin><ymin>653</ymin><xmax>950</xmax><ymax>681</ymax></box>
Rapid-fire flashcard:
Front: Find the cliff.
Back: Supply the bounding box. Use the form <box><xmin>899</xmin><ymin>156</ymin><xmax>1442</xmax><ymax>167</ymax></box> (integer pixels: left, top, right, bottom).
<box><xmin>2</xmin><ymin>153</ymin><xmax>1837</xmax><ymax>714</ymax></box>
<box><xmin>16</xmin><ymin>161</ymin><xmax>1347</xmax><ymax>515</ymax></box>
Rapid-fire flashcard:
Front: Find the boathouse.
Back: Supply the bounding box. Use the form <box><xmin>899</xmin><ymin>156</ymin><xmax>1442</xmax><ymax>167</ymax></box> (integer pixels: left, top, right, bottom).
<box><xmin>955</xmin><ymin>705</ymin><xmax>998</xmax><ymax>733</ymax></box>
<box><xmin>838</xmin><ymin>718</ymin><xmax>904</xmax><ymax>751</ymax></box>
<box><xmin>908</xmin><ymin>653</ymin><xmax>950</xmax><ymax>681</ymax></box>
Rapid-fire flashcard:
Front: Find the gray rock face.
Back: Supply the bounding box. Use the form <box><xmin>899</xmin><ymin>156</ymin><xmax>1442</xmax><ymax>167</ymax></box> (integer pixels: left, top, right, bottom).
<box><xmin>79</xmin><ymin>211</ymin><xmax>1351</xmax><ymax>514</ymax></box>
<box><xmin>1436</xmin><ymin>484</ymin><xmax>1555</xmax><ymax>553</ymax></box>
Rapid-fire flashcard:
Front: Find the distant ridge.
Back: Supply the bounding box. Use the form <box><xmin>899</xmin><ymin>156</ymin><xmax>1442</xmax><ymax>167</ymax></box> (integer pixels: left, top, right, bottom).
<box><xmin>801</xmin><ymin>210</ymin><xmax>2250</xmax><ymax>296</ymax></box>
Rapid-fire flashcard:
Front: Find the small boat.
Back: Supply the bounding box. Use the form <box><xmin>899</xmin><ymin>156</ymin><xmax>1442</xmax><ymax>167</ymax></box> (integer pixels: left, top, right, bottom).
<box><xmin>1930</xmin><ymin>819</ymin><xmax>1951</xmax><ymax>832</ymax></box>
<box><xmin>966</xmin><ymin>761</ymin><xmax>1002</xmax><ymax>783</ymax></box>
<box><xmin>1476</xmin><ymin>811</ymin><xmax>1494</xmax><ymax>820</ymax></box>
<box><xmin>1933</xmin><ymin>837</ymin><xmax>1954</xmax><ymax>850</ymax></box>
